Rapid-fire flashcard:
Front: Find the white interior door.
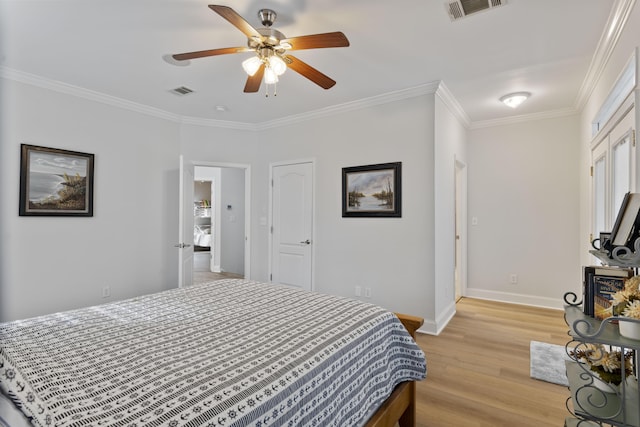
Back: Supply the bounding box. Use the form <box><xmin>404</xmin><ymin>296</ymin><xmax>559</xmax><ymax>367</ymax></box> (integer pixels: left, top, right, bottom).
<box><xmin>271</xmin><ymin>162</ymin><xmax>313</xmax><ymax>290</ymax></box>
<box><xmin>454</xmin><ymin>159</ymin><xmax>467</xmax><ymax>301</ymax></box>
<box><xmin>178</xmin><ymin>155</ymin><xmax>194</xmax><ymax>288</ymax></box>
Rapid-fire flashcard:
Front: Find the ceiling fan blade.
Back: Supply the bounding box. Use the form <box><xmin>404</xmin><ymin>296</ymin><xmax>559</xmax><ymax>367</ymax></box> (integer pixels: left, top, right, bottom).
<box><xmin>244</xmin><ymin>63</ymin><xmax>265</xmax><ymax>93</ymax></box>
<box><xmin>172</xmin><ymin>47</ymin><xmax>251</xmax><ymax>61</ymax></box>
<box><xmin>209</xmin><ymin>5</ymin><xmax>263</xmax><ymax>40</ymax></box>
<box><xmin>285</xmin><ymin>55</ymin><xmax>336</xmax><ymax>89</ymax></box>
<box><xmin>281</xmin><ymin>32</ymin><xmax>350</xmax><ymax>50</ymax></box>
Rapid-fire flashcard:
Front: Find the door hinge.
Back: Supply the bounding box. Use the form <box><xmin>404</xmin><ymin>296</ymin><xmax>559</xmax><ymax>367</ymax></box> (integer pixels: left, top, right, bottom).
<box><xmin>270</xmin><ymin>226</ymin><xmax>273</xmax><ymax>234</ymax></box>
<box><xmin>271</xmin><ymin>179</ymin><xmax>274</xmax><ymax>187</ymax></box>
<box><xmin>590</xmin><ymin>166</ymin><xmax>593</xmax><ymax>177</ymax></box>
<box><xmin>270</xmin><ymin>274</ymin><xmax>272</xmax><ymax>281</ymax></box>
<box><xmin>589</xmin><ymin>233</ymin><xmax>593</xmax><ymax>242</ymax></box>
<box><xmin>633</xmin><ymin>129</ymin><xmax>636</xmax><ymax>147</ymax></box>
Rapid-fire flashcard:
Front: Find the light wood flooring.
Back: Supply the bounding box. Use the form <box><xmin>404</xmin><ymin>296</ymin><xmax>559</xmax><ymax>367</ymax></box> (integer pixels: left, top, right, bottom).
<box><xmin>194</xmin><ymin>270</ymin><xmax>243</xmax><ymax>283</ymax></box>
<box><xmin>414</xmin><ymin>298</ymin><xmax>570</xmax><ymax>426</ymax></box>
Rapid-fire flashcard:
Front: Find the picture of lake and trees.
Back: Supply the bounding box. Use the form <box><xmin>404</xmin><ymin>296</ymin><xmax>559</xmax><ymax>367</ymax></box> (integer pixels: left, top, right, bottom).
<box><xmin>347</xmin><ymin>169</ymin><xmax>395</xmax><ymax>211</ymax></box>
<box><xmin>27</xmin><ymin>151</ymin><xmax>89</xmax><ymax>211</ymax></box>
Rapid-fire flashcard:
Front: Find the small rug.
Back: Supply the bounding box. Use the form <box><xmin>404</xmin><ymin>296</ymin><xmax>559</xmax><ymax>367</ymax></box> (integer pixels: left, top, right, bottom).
<box><xmin>530</xmin><ymin>340</ymin><xmax>571</xmax><ymax>386</ymax></box>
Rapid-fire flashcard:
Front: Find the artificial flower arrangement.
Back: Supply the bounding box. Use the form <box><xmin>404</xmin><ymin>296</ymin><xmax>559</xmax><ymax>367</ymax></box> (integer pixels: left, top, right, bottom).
<box><xmin>571</xmin><ymin>343</ymin><xmax>633</xmax><ymax>385</ymax></box>
<box><xmin>612</xmin><ymin>275</ymin><xmax>640</xmax><ymax>319</ymax></box>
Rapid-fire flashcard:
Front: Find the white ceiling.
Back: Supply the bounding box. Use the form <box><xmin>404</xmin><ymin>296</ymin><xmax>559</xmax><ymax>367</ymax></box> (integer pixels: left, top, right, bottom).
<box><xmin>0</xmin><ymin>0</ymin><xmax>620</xmax><ymax>126</ymax></box>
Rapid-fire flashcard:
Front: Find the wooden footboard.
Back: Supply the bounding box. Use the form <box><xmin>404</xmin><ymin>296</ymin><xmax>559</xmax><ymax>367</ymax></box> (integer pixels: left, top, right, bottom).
<box><xmin>364</xmin><ymin>313</ymin><xmax>424</xmax><ymax>427</ymax></box>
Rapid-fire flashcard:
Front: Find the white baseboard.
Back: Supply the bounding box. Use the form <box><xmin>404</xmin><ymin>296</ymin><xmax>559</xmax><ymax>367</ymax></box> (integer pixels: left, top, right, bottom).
<box><xmin>416</xmin><ymin>290</ymin><xmax>563</xmax><ymax>336</ymax></box>
<box><xmin>464</xmin><ymin>288</ymin><xmax>564</xmax><ymax>310</ymax></box>
<box><xmin>417</xmin><ymin>300</ymin><xmax>457</xmax><ymax>336</ymax></box>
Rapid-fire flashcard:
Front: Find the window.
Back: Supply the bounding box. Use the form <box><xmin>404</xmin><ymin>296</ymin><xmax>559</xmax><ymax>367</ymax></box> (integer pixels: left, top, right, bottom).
<box><xmin>592</xmin><ymin>51</ymin><xmax>636</xmax><ymax>137</ymax></box>
<box><xmin>591</xmin><ymin>109</ymin><xmax>635</xmax><ymax>241</ymax></box>
<box><xmin>590</xmin><ymin>49</ymin><xmax>637</xmax><ymax>246</ymax></box>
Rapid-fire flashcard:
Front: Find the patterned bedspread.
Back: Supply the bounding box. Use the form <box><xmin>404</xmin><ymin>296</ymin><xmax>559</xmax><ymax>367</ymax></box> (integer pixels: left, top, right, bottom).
<box><xmin>0</xmin><ymin>279</ymin><xmax>426</xmax><ymax>427</ymax></box>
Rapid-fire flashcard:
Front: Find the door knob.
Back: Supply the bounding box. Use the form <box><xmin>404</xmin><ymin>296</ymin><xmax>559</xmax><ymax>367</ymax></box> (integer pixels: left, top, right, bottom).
<box><xmin>300</xmin><ymin>239</ymin><xmax>311</xmax><ymax>245</ymax></box>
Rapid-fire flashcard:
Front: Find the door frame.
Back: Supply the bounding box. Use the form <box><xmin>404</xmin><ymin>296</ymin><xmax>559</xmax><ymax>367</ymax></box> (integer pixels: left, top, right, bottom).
<box><xmin>454</xmin><ymin>157</ymin><xmax>468</xmax><ymax>300</ymax></box>
<box><xmin>268</xmin><ymin>159</ymin><xmax>315</xmax><ymax>289</ymax></box>
<box><xmin>190</xmin><ymin>160</ymin><xmax>252</xmax><ymax>279</ymax></box>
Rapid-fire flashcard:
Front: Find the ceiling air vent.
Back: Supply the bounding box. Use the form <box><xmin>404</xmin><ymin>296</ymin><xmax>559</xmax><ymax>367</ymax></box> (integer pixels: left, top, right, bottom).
<box><xmin>171</xmin><ymin>86</ymin><xmax>194</xmax><ymax>96</ymax></box>
<box><xmin>445</xmin><ymin>0</ymin><xmax>507</xmax><ymax>21</ymax></box>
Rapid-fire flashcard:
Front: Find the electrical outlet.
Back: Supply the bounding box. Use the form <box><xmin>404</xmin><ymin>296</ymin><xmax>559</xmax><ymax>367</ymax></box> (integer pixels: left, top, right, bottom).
<box><xmin>364</xmin><ymin>287</ymin><xmax>372</xmax><ymax>298</ymax></box>
<box><xmin>509</xmin><ymin>274</ymin><xmax>518</xmax><ymax>284</ymax></box>
<box><xmin>102</xmin><ymin>286</ymin><xmax>111</xmax><ymax>298</ymax></box>
<box><xmin>355</xmin><ymin>286</ymin><xmax>362</xmax><ymax>297</ymax></box>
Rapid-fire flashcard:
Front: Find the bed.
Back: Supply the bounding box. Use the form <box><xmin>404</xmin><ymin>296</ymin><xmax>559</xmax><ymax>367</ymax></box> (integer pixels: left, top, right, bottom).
<box><xmin>0</xmin><ymin>279</ymin><xmax>426</xmax><ymax>427</ymax></box>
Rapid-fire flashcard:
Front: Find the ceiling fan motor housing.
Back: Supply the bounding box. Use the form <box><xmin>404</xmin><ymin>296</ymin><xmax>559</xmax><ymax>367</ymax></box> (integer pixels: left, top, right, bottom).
<box><xmin>249</xmin><ymin>27</ymin><xmax>286</xmax><ymax>49</ymax></box>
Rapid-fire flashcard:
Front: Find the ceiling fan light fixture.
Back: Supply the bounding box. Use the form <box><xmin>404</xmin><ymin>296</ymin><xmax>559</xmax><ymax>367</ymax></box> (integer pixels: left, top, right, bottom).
<box><xmin>500</xmin><ymin>92</ymin><xmax>530</xmax><ymax>108</ymax></box>
<box><xmin>269</xmin><ymin>55</ymin><xmax>287</xmax><ymax>76</ymax></box>
<box><xmin>242</xmin><ymin>56</ymin><xmax>262</xmax><ymax>76</ymax></box>
<box><xmin>264</xmin><ymin>67</ymin><xmax>279</xmax><ymax>85</ymax></box>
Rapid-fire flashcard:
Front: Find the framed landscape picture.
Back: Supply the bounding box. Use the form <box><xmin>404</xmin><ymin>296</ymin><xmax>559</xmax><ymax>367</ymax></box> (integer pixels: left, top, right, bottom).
<box><xmin>342</xmin><ymin>162</ymin><xmax>401</xmax><ymax>217</ymax></box>
<box><xmin>19</xmin><ymin>144</ymin><xmax>94</xmax><ymax>217</ymax></box>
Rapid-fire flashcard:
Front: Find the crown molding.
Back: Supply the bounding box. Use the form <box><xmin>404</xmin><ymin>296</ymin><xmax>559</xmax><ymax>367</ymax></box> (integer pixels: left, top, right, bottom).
<box><xmin>0</xmin><ymin>67</ymin><xmax>183</xmax><ymax>123</ymax></box>
<box><xmin>469</xmin><ymin>107</ymin><xmax>579</xmax><ymax>130</ymax></box>
<box><xmin>2</xmin><ymin>66</ymin><xmax>443</xmax><ymax>131</ymax></box>
<box><xmin>574</xmin><ymin>0</ymin><xmax>637</xmax><ymax>110</ymax></box>
<box><xmin>2</xmin><ymin>0</ymin><xmax>633</xmax><ymax>133</ymax></box>
<box><xmin>180</xmin><ymin>116</ymin><xmax>259</xmax><ymax>131</ymax></box>
<box><xmin>435</xmin><ymin>81</ymin><xmax>471</xmax><ymax>128</ymax></box>
<box><xmin>469</xmin><ymin>0</ymin><xmax>635</xmax><ymax>130</ymax></box>
<box><xmin>255</xmin><ymin>82</ymin><xmax>441</xmax><ymax>131</ymax></box>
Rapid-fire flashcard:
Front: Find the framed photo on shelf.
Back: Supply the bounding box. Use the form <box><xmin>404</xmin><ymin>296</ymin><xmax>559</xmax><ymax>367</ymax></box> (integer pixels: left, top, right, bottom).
<box><xmin>19</xmin><ymin>144</ymin><xmax>95</xmax><ymax>217</ymax></box>
<box><xmin>342</xmin><ymin>162</ymin><xmax>401</xmax><ymax>218</ymax></box>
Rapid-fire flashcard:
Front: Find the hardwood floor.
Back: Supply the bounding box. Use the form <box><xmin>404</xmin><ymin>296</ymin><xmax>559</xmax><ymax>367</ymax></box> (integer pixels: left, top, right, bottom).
<box><xmin>414</xmin><ymin>298</ymin><xmax>570</xmax><ymax>426</ymax></box>
<box><xmin>193</xmin><ymin>270</ymin><xmax>243</xmax><ymax>283</ymax></box>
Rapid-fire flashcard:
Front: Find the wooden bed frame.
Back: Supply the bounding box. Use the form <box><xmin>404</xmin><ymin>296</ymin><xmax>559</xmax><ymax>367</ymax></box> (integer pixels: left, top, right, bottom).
<box><xmin>364</xmin><ymin>313</ymin><xmax>424</xmax><ymax>427</ymax></box>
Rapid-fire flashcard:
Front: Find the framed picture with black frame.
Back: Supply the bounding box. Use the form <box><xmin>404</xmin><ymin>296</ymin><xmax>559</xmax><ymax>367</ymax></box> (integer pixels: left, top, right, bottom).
<box><xmin>342</xmin><ymin>162</ymin><xmax>401</xmax><ymax>218</ymax></box>
<box><xmin>19</xmin><ymin>144</ymin><xmax>94</xmax><ymax>217</ymax></box>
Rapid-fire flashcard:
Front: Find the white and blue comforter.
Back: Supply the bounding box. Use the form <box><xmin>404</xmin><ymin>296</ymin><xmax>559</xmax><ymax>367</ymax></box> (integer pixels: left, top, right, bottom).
<box><xmin>0</xmin><ymin>279</ymin><xmax>426</xmax><ymax>427</ymax></box>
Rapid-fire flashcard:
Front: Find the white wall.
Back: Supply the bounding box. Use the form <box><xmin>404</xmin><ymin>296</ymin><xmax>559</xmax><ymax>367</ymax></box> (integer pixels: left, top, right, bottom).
<box><xmin>220</xmin><ymin>167</ymin><xmax>245</xmax><ymax>275</ymax></box>
<box><xmin>0</xmin><ymin>71</ymin><xmax>595</xmax><ymax>330</ymax></box>
<box><xmin>467</xmin><ymin>115</ymin><xmax>581</xmax><ymax>308</ymax></box>
<box><xmin>434</xmin><ymin>91</ymin><xmax>468</xmax><ymax>328</ymax></box>
<box><xmin>181</xmin><ymin>94</ymin><xmax>444</xmax><ymax>331</ymax></box>
<box><xmin>2</xmin><ymin>68</ymin><xmax>588</xmax><ymax>330</ymax></box>
<box><xmin>0</xmin><ymin>80</ymin><xmax>180</xmax><ymax>321</ymax></box>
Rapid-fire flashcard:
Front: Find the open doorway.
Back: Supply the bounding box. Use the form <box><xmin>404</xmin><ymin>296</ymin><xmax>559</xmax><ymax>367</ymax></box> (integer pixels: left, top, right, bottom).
<box><xmin>192</xmin><ymin>164</ymin><xmax>250</xmax><ymax>284</ymax></box>
<box><xmin>193</xmin><ymin>175</ymin><xmax>215</xmax><ymax>274</ymax></box>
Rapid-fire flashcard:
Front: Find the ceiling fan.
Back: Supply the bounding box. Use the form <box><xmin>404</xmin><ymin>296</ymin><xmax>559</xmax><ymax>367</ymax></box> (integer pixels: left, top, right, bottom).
<box><xmin>172</xmin><ymin>5</ymin><xmax>350</xmax><ymax>94</ymax></box>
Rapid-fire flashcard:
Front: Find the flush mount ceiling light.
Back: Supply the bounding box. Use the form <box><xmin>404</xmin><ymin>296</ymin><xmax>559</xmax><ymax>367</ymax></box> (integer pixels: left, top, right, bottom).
<box><xmin>500</xmin><ymin>92</ymin><xmax>531</xmax><ymax>108</ymax></box>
